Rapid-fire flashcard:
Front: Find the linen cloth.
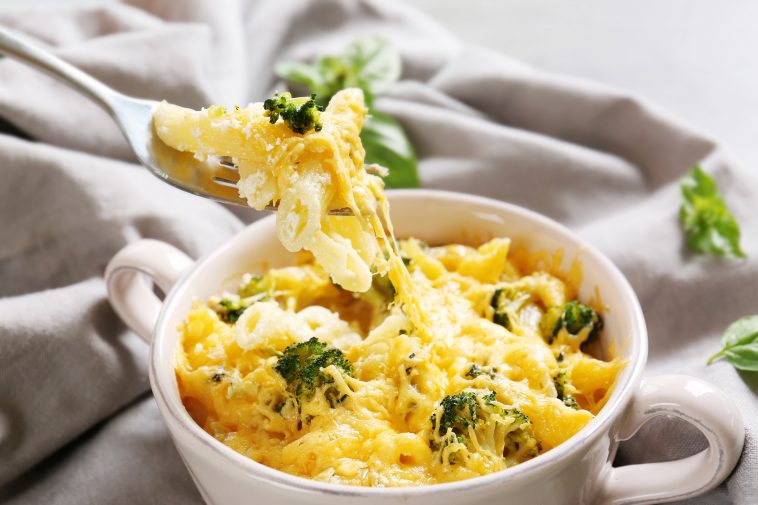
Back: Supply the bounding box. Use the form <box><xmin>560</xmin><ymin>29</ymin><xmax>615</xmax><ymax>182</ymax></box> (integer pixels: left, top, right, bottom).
<box><xmin>0</xmin><ymin>1</ymin><xmax>756</xmax><ymax>503</ymax></box>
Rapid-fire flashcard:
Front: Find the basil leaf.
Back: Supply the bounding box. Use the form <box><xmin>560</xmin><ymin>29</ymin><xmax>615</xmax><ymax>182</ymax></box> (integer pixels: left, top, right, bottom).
<box><xmin>274</xmin><ymin>61</ymin><xmax>324</xmax><ymax>94</ymax></box>
<box><xmin>275</xmin><ymin>38</ymin><xmax>416</xmax><ymax>187</ymax></box>
<box><xmin>312</xmin><ymin>56</ymin><xmax>351</xmax><ymax>105</ymax></box>
<box><xmin>708</xmin><ymin>315</ymin><xmax>758</xmax><ymax>371</ymax></box>
<box><xmin>361</xmin><ymin>111</ymin><xmax>419</xmax><ymax>189</ymax></box>
<box><xmin>276</xmin><ymin>37</ymin><xmax>401</xmax><ymax>108</ymax></box>
<box><xmin>679</xmin><ymin>165</ymin><xmax>746</xmax><ymax>258</ymax></box>
<box><xmin>344</xmin><ymin>37</ymin><xmax>401</xmax><ymax>101</ymax></box>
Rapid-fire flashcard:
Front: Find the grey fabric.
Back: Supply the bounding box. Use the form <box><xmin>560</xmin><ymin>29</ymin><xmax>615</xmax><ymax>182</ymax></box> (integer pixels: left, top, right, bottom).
<box><xmin>0</xmin><ymin>1</ymin><xmax>756</xmax><ymax>504</ymax></box>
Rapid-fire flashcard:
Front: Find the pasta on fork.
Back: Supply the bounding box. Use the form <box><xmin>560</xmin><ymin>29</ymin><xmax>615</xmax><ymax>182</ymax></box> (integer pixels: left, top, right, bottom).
<box><xmin>154</xmin><ymin>89</ymin><xmax>387</xmax><ymax>292</ymax></box>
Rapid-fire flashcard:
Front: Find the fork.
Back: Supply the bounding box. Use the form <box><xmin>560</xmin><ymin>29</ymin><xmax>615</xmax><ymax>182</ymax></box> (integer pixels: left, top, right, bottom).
<box><xmin>0</xmin><ymin>27</ymin><xmax>371</xmax><ymax>215</ymax></box>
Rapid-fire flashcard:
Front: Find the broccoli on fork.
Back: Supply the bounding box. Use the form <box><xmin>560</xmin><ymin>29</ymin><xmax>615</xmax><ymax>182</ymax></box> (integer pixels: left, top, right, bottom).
<box><xmin>274</xmin><ymin>337</ymin><xmax>353</xmax><ymax>407</ymax></box>
<box><xmin>263</xmin><ymin>92</ymin><xmax>324</xmax><ymax>134</ymax></box>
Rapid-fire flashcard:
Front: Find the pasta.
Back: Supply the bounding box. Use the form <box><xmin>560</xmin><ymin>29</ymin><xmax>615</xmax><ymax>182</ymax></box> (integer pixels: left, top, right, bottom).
<box><xmin>154</xmin><ymin>89</ymin><xmax>625</xmax><ymax>487</ymax></box>
<box><xmin>153</xmin><ymin>90</ymin><xmax>386</xmax><ymax>293</ymax></box>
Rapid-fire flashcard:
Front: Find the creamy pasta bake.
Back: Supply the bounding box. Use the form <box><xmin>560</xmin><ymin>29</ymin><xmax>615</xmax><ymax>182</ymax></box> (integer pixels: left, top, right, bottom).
<box><xmin>153</xmin><ymin>89</ymin><xmax>624</xmax><ymax>486</ymax></box>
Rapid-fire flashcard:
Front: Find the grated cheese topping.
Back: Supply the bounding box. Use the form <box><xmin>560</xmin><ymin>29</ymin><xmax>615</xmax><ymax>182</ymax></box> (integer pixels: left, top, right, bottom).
<box><xmin>153</xmin><ymin>89</ymin><xmax>625</xmax><ymax>487</ymax></box>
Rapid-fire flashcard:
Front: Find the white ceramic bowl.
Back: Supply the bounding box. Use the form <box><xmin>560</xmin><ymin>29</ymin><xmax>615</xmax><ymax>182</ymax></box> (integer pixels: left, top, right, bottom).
<box><xmin>105</xmin><ymin>190</ymin><xmax>744</xmax><ymax>505</ymax></box>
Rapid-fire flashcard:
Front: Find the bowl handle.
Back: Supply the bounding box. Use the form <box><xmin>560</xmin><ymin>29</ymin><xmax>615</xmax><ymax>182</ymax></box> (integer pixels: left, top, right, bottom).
<box><xmin>596</xmin><ymin>374</ymin><xmax>744</xmax><ymax>505</ymax></box>
<box><xmin>104</xmin><ymin>239</ymin><xmax>193</xmax><ymax>343</ymax></box>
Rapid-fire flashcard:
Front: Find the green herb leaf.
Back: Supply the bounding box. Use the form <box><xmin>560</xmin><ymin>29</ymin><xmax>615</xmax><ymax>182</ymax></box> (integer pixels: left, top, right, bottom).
<box><xmin>708</xmin><ymin>315</ymin><xmax>758</xmax><ymax>371</ymax></box>
<box><xmin>275</xmin><ymin>37</ymin><xmax>418</xmax><ymax>188</ymax></box>
<box><xmin>679</xmin><ymin>165</ymin><xmax>746</xmax><ymax>258</ymax></box>
<box><xmin>273</xmin><ymin>61</ymin><xmax>325</xmax><ymax>94</ymax></box>
<box><xmin>361</xmin><ymin>111</ymin><xmax>420</xmax><ymax>189</ymax></box>
<box><xmin>312</xmin><ymin>56</ymin><xmax>350</xmax><ymax>105</ymax></box>
<box><xmin>344</xmin><ymin>37</ymin><xmax>401</xmax><ymax>104</ymax></box>
<box><xmin>276</xmin><ymin>38</ymin><xmax>401</xmax><ymax>108</ymax></box>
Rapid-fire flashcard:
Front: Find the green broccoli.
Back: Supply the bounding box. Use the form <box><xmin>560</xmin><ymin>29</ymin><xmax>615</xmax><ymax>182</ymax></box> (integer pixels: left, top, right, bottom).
<box><xmin>263</xmin><ymin>92</ymin><xmax>324</xmax><ymax>134</ymax></box>
<box><xmin>239</xmin><ymin>273</ymin><xmax>270</xmax><ymax>298</ymax></box>
<box><xmin>490</xmin><ymin>288</ymin><xmax>518</xmax><ymax>330</ymax></box>
<box><xmin>464</xmin><ymin>364</ymin><xmax>497</xmax><ymax>379</ymax></box>
<box><xmin>431</xmin><ymin>391</ymin><xmax>479</xmax><ymax>437</ymax></box>
<box><xmin>210</xmin><ymin>273</ymin><xmax>270</xmax><ymax>323</ymax></box>
<box><xmin>501</xmin><ymin>410</ymin><xmax>541</xmax><ymax>463</ymax></box>
<box><xmin>466</xmin><ymin>364</ymin><xmax>483</xmax><ymax>379</ymax></box>
<box><xmin>553</xmin><ymin>370</ymin><xmax>579</xmax><ymax>409</ymax></box>
<box><xmin>358</xmin><ymin>271</ymin><xmax>397</xmax><ymax>310</ymax></box>
<box><xmin>372</xmin><ymin>273</ymin><xmax>396</xmax><ymax>300</ymax></box>
<box><xmin>209</xmin><ymin>293</ymin><xmax>257</xmax><ymax>323</ymax></box>
<box><xmin>540</xmin><ymin>300</ymin><xmax>603</xmax><ymax>348</ymax></box>
<box><xmin>430</xmin><ymin>390</ymin><xmax>541</xmax><ymax>465</ymax></box>
<box><xmin>274</xmin><ymin>337</ymin><xmax>353</xmax><ymax>406</ymax></box>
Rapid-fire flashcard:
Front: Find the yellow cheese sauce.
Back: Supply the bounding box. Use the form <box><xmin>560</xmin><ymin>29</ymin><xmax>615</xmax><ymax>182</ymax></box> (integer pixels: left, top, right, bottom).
<box><xmin>155</xmin><ymin>89</ymin><xmax>625</xmax><ymax>487</ymax></box>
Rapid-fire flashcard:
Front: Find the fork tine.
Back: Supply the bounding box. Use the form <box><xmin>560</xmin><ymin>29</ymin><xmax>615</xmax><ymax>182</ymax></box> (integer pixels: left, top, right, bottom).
<box><xmin>213</xmin><ymin>177</ymin><xmax>238</xmax><ymax>188</ymax></box>
<box><xmin>218</xmin><ymin>156</ymin><xmax>238</xmax><ymax>171</ymax></box>
<box><xmin>217</xmin><ymin>157</ymin><xmax>385</xmax><ymax>178</ymax></box>
<box><xmin>325</xmin><ymin>208</ymin><xmax>355</xmax><ymax>216</ymax></box>
<box><xmin>214</xmin><ymin>164</ymin><xmax>241</xmax><ymax>183</ymax></box>
<box><xmin>261</xmin><ymin>201</ymin><xmax>354</xmax><ymax>216</ymax></box>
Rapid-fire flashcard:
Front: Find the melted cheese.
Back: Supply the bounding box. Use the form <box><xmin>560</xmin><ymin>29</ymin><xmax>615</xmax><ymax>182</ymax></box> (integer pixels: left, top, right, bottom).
<box><xmin>155</xmin><ymin>89</ymin><xmax>625</xmax><ymax>487</ymax></box>
<box><xmin>154</xmin><ymin>90</ymin><xmax>385</xmax><ymax>293</ymax></box>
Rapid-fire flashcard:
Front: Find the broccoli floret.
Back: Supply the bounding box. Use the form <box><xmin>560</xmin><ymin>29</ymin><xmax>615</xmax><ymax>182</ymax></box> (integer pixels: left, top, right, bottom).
<box><xmin>210</xmin><ymin>273</ymin><xmax>270</xmax><ymax>323</ymax></box>
<box><xmin>209</xmin><ymin>294</ymin><xmax>255</xmax><ymax>323</ymax></box>
<box><xmin>359</xmin><ymin>272</ymin><xmax>397</xmax><ymax>309</ymax></box>
<box><xmin>561</xmin><ymin>301</ymin><xmax>602</xmax><ymax>336</ymax></box>
<box><xmin>372</xmin><ymin>273</ymin><xmax>396</xmax><ymax>300</ymax></box>
<box><xmin>494</xmin><ymin>311</ymin><xmax>510</xmax><ymax>330</ymax></box>
<box><xmin>210</xmin><ymin>292</ymin><xmax>267</xmax><ymax>324</ymax></box>
<box><xmin>274</xmin><ymin>337</ymin><xmax>353</xmax><ymax>406</ymax></box>
<box><xmin>504</xmin><ymin>408</ymin><xmax>530</xmax><ymax>424</ymax></box>
<box><xmin>239</xmin><ymin>273</ymin><xmax>270</xmax><ymax>298</ymax></box>
<box><xmin>553</xmin><ymin>370</ymin><xmax>580</xmax><ymax>409</ymax></box>
<box><xmin>540</xmin><ymin>300</ymin><xmax>603</xmax><ymax>348</ymax></box>
<box><xmin>466</xmin><ymin>364</ymin><xmax>483</xmax><ymax>379</ymax></box>
<box><xmin>465</xmin><ymin>364</ymin><xmax>497</xmax><ymax>379</ymax></box>
<box><xmin>563</xmin><ymin>396</ymin><xmax>579</xmax><ymax>409</ymax></box>
<box><xmin>502</xmin><ymin>410</ymin><xmax>541</xmax><ymax>462</ymax></box>
<box><xmin>431</xmin><ymin>391</ymin><xmax>479</xmax><ymax>437</ymax></box>
<box><xmin>490</xmin><ymin>288</ymin><xmax>517</xmax><ymax>330</ymax></box>
<box><xmin>430</xmin><ymin>390</ymin><xmax>541</xmax><ymax>465</ymax></box>
<box><xmin>263</xmin><ymin>92</ymin><xmax>324</xmax><ymax>134</ymax></box>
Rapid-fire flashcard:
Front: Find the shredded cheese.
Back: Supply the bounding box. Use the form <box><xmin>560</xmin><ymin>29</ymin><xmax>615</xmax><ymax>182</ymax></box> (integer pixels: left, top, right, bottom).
<box><xmin>154</xmin><ymin>89</ymin><xmax>625</xmax><ymax>487</ymax></box>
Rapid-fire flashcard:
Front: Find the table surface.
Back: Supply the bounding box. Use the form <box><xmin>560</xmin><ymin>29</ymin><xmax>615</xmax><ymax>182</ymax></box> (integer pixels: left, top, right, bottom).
<box><xmin>7</xmin><ymin>0</ymin><xmax>758</xmax><ymax>171</ymax></box>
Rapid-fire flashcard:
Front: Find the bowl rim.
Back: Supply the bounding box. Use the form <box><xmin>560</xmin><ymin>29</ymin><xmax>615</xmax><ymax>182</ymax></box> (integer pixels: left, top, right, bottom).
<box><xmin>149</xmin><ymin>189</ymin><xmax>648</xmax><ymax>497</ymax></box>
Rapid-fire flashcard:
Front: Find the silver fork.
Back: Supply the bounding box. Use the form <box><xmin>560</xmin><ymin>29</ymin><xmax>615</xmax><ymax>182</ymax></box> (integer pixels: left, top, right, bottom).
<box><xmin>0</xmin><ymin>27</ymin><xmax>373</xmax><ymax>215</ymax></box>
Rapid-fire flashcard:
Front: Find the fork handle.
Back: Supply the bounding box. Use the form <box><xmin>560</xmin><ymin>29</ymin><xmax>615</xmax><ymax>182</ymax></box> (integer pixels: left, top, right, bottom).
<box><xmin>0</xmin><ymin>26</ymin><xmax>119</xmax><ymax>113</ymax></box>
